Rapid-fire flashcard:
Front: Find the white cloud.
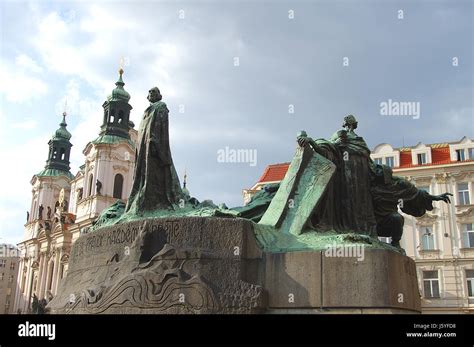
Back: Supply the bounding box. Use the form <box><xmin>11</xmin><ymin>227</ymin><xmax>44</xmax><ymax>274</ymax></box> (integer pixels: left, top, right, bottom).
<box><xmin>80</xmin><ymin>4</ymin><xmax>136</xmax><ymax>33</ymax></box>
<box><xmin>15</xmin><ymin>54</ymin><xmax>43</xmax><ymax>73</ymax></box>
<box><xmin>53</xmin><ymin>78</ymin><xmax>104</xmax><ymax>173</ymax></box>
<box><xmin>0</xmin><ymin>135</ymin><xmax>48</xmax><ymax>244</ymax></box>
<box><xmin>10</xmin><ymin>118</ymin><xmax>38</xmax><ymax>130</ymax></box>
<box><xmin>0</xmin><ymin>60</ymin><xmax>48</xmax><ymax>103</ymax></box>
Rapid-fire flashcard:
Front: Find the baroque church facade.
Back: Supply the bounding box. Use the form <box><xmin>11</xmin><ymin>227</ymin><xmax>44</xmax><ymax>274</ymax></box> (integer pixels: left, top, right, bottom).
<box><xmin>13</xmin><ymin>69</ymin><xmax>137</xmax><ymax>313</ymax></box>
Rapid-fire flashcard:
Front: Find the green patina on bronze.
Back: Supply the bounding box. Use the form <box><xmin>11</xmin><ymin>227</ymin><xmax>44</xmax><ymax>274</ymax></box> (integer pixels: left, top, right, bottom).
<box><xmin>125</xmin><ymin>87</ymin><xmax>184</xmax><ymax>214</ymax></box>
<box><xmin>90</xmin><ymin>198</ymin><xmax>238</xmax><ymax>231</ymax></box>
<box><xmin>253</xmin><ymin>223</ymin><xmax>401</xmax><ymax>253</ymax></box>
<box><xmin>259</xmin><ymin>143</ymin><xmax>336</xmax><ymax>235</ymax></box>
<box><xmin>231</xmin><ymin>183</ymin><xmax>280</xmax><ymax>222</ymax></box>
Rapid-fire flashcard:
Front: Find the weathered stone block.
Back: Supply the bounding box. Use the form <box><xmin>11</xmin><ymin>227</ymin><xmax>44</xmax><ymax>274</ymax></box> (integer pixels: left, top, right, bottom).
<box><xmin>263</xmin><ymin>249</ymin><xmax>420</xmax><ymax>313</ymax></box>
<box><xmin>264</xmin><ymin>251</ymin><xmax>322</xmax><ymax>308</ymax></box>
<box><xmin>321</xmin><ymin>249</ymin><xmax>420</xmax><ymax>312</ymax></box>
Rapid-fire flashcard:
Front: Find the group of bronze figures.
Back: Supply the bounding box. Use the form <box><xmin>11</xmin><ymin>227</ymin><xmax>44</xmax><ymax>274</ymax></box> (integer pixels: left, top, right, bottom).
<box><xmin>100</xmin><ymin>88</ymin><xmax>453</xmax><ymax>249</ymax></box>
<box><xmin>295</xmin><ymin>115</ymin><xmax>451</xmax><ymax>247</ymax></box>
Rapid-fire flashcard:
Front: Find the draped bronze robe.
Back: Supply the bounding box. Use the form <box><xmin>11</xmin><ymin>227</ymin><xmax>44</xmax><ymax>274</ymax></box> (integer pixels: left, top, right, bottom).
<box><xmin>309</xmin><ymin>131</ymin><xmax>377</xmax><ymax>236</ymax></box>
<box><xmin>126</xmin><ymin>101</ymin><xmax>183</xmax><ymax>214</ymax></box>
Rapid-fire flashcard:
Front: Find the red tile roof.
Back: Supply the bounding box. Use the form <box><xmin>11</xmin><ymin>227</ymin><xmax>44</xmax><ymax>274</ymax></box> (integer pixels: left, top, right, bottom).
<box><xmin>257</xmin><ymin>162</ymin><xmax>290</xmax><ymax>183</ymax></box>
<box><xmin>398</xmin><ymin>144</ymin><xmax>458</xmax><ymax>168</ymax></box>
<box><xmin>399</xmin><ymin>150</ymin><xmax>412</xmax><ymax>168</ymax></box>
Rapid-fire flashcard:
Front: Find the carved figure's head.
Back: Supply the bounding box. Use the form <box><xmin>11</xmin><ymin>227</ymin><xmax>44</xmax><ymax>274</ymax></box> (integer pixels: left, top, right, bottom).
<box><xmin>147</xmin><ymin>87</ymin><xmax>162</xmax><ymax>103</ymax></box>
<box><xmin>343</xmin><ymin>114</ymin><xmax>358</xmax><ymax>130</ymax></box>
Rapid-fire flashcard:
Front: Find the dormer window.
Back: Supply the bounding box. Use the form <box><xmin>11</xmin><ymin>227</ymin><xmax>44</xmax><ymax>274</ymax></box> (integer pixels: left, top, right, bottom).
<box><xmin>411</xmin><ymin>143</ymin><xmax>431</xmax><ymax>166</ymax></box>
<box><xmin>455</xmin><ymin>148</ymin><xmax>474</xmax><ymax>162</ymax></box>
<box><xmin>449</xmin><ymin>137</ymin><xmax>473</xmax><ymax>162</ymax></box>
<box><xmin>456</xmin><ymin>149</ymin><xmax>465</xmax><ymax>161</ymax></box>
<box><xmin>417</xmin><ymin>153</ymin><xmax>427</xmax><ymax>165</ymax></box>
<box><xmin>370</xmin><ymin>144</ymin><xmax>400</xmax><ymax>168</ymax></box>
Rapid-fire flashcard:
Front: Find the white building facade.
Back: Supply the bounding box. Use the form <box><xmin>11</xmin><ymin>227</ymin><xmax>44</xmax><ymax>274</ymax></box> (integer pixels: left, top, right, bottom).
<box><xmin>371</xmin><ymin>137</ymin><xmax>474</xmax><ymax>313</ymax></box>
<box><xmin>13</xmin><ymin>70</ymin><xmax>137</xmax><ymax>313</ymax></box>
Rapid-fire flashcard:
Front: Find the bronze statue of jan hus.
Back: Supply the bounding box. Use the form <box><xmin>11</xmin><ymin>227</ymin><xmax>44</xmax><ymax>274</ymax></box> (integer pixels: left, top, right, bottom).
<box><xmin>126</xmin><ymin>87</ymin><xmax>183</xmax><ymax>214</ymax></box>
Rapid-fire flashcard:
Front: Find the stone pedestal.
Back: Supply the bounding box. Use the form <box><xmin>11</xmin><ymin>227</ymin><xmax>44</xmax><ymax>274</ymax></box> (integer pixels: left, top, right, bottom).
<box><xmin>264</xmin><ymin>249</ymin><xmax>421</xmax><ymax>313</ymax></box>
<box><xmin>49</xmin><ymin>217</ymin><xmax>421</xmax><ymax>314</ymax></box>
<box><xmin>48</xmin><ymin>217</ymin><xmax>266</xmax><ymax>314</ymax></box>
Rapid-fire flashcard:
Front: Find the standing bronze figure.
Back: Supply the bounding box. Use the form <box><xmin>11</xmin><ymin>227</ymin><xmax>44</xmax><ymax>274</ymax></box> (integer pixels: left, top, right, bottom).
<box><xmin>126</xmin><ymin>87</ymin><xmax>183</xmax><ymax>214</ymax></box>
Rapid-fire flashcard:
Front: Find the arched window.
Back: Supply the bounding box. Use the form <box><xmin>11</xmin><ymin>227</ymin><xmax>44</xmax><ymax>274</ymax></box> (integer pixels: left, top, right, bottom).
<box><xmin>88</xmin><ymin>174</ymin><xmax>94</xmax><ymax>197</ymax></box>
<box><xmin>113</xmin><ymin>174</ymin><xmax>124</xmax><ymax>199</ymax></box>
<box><xmin>118</xmin><ymin>110</ymin><xmax>124</xmax><ymax>124</ymax></box>
<box><xmin>60</xmin><ymin>148</ymin><xmax>65</xmax><ymax>160</ymax></box>
<box><xmin>52</xmin><ymin>147</ymin><xmax>57</xmax><ymax>159</ymax></box>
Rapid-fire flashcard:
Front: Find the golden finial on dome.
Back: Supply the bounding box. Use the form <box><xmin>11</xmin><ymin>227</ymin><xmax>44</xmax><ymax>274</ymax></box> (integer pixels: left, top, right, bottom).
<box><xmin>119</xmin><ymin>56</ymin><xmax>125</xmax><ymax>76</ymax></box>
<box><xmin>61</xmin><ymin>99</ymin><xmax>68</xmax><ymax>123</ymax></box>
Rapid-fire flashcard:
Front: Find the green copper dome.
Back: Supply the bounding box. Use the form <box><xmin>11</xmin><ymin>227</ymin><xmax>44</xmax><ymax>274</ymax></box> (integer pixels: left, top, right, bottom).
<box><xmin>107</xmin><ymin>68</ymin><xmax>130</xmax><ymax>102</ymax></box>
<box><xmin>53</xmin><ymin>113</ymin><xmax>72</xmax><ymax>141</ymax></box>
<box><xmin>42</xmin><ymin>112</ymin><xmax>73</xmax><ymax>176</ymax></box>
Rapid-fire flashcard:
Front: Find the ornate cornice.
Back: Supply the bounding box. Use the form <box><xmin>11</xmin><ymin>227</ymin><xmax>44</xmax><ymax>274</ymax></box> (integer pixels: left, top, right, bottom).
<box><xmin>450</xmin><ymin>171</ymin><xmax>473</xmax><ymax>182</ymax></box>
<box><xmin>456</xmin><ymin>206</ymin><xmax>474</xmax><ymax>221</ymax></box>
<box><xmin>416</xmin><ymin>213</ymin><xmax>438</xmax><ymax>226</ymax></box>
<box><xmin>434</xmin><ymin>172</ymin><xmax>449</xmax><ymax>184</ymax></box>
<box><xmin>113</xmin><ymin>164</ymin><xmax>129</xmax><ymax>172</ymax></box>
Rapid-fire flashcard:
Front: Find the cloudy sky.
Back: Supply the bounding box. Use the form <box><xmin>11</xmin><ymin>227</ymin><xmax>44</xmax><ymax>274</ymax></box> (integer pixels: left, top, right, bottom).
<box><xmin>0</xmin><ymin>0</ymin><xmax>472</xmax><ymax>245</ymax></box>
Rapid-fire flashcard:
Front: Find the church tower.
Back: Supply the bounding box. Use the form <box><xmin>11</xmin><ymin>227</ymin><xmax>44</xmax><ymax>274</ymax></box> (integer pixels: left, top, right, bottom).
<box><xmin>30</xmin><ymin>112</ymin><xmax>75</xmax><ymax>225</ymax></box>
<box><xmin>14</xmin><ymin>113</ymin><xmax>75</xmax><ymax>313</ymax></box>
<box><xmin>43</xmin><ymin>112</ymin><xmax>73</xmax><ymax>174</ymax></box>
<box><xmin>67</xmin><ymin>68</ymin><xmax>137</xmax><ymax>233</ymax></box>
<box><xmin>99</xmin><ymin>67</ymin><xmax>133</xmax><ymax>139</ymax></box>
